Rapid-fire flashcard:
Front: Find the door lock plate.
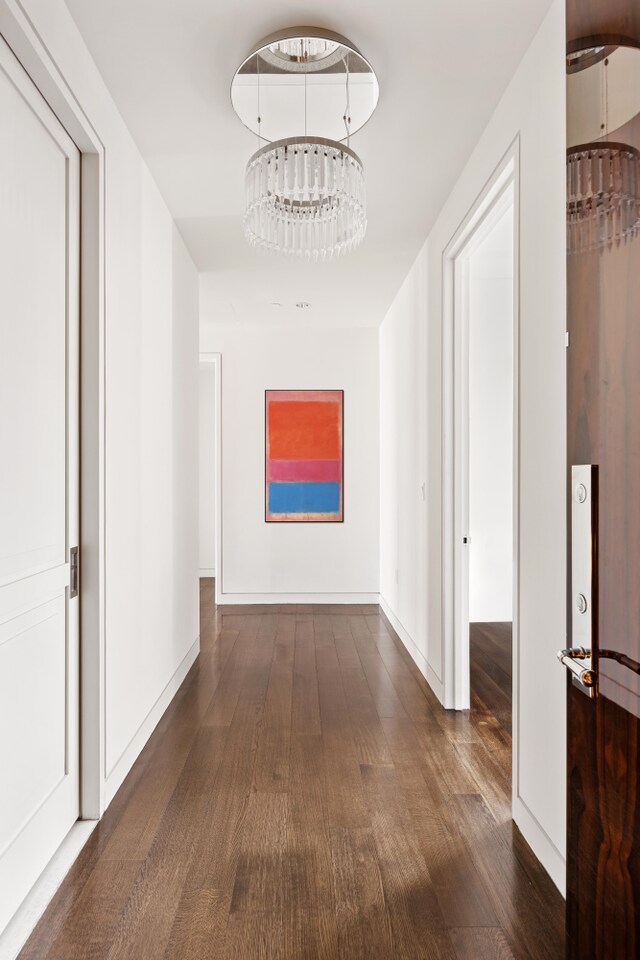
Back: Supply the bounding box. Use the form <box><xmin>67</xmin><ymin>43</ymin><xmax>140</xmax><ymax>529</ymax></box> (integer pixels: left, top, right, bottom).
<box><xmin>565</xmin><ymin>465</ymin><xmax>597</xmax><ymax>697</ymax></box>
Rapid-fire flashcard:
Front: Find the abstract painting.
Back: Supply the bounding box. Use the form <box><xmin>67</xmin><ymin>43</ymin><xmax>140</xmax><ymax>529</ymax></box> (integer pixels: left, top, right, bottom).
<box><xmin>265</xmin><ymin>390</ymin><xmax>344</xmax><ymax>522</ymax></box>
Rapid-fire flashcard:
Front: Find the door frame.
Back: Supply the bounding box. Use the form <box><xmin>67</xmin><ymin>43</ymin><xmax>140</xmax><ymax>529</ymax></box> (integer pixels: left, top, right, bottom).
<box><xmin>441</xmin><ymin>140</ymin><xmax>520</xmax><ymax>746</ymax></box>
<box><xmin>199</xmin><ymin>353</ymin><xmax>222</xmax><ymax>605</ymax></box>
<box><xmin>0</xmin><ymin>0</ymin><xmax>107</xmax><ymax>819</ymax></box>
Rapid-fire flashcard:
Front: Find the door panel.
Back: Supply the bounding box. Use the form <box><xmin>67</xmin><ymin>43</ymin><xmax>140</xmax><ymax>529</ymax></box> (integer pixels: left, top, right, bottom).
<box><xmin>0</xmin><ymin>597</ymin><xmax>67</xmax><ymax>855</ymax></box>
<box><xmin>0</xmin><ymin>34</ymin><xmax>80</xmax><ymax>934</ymax></box>
<box><xmin>0</xmin><ymin>51</ymin><xmax>67</xmax><ymax>583</ymax></box>
<box><xmin>565</xmin><ymin>30</ymin><xmax>640</xmax><ymax>960</ymax></box>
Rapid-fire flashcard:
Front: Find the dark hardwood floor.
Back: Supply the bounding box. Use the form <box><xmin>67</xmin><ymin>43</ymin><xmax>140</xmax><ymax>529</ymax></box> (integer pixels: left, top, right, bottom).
<box><xmin>470</xmin><ymin>622</ymin><xmax>513</xmax><ymax>735</ymax></box>
<box><xmin>19</xmin><ymin>584</ymin><xmax>562</xmax><ymax>959</ymax></box>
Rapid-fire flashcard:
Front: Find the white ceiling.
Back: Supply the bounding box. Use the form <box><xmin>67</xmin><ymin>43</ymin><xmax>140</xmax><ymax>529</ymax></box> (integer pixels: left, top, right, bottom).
<box><xmin>65</xmin><ymin>0</ymin><xmax>553</xmax><ymax>327</ymax></box>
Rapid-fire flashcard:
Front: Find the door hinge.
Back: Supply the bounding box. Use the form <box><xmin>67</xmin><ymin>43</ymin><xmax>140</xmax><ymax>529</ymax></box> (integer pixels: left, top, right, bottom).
<box><xmin>69</xmin><ymin>546</ymin><xmax>79</xmax><ymax>599</ymax></box>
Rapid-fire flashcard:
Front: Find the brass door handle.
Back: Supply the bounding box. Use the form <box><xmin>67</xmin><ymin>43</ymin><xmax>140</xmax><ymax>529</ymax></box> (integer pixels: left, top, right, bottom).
<box><xmin>557</xmin><ymin>647</ymin><xmax>597</xmax><ymax>690</ymax></box>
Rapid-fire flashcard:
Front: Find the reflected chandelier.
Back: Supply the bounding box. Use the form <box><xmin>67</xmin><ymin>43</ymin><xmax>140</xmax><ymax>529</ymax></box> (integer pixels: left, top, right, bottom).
<box><xmin>567</xmin><ymin>143</ymin><xmax>640</xmax><ymax>254</ymax></box>
<box><xmin>231</xmin><ymin>28</ymin><xmax>379</xmax><ymax>260</ymax></box>
<box><xmin>566</xmin><ymin>45</ymin><xmax>640</xmax><ymax>254</ymax></box>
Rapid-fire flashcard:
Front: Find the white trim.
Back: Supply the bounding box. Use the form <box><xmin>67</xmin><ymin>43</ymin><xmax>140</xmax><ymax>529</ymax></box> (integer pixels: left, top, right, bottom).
<box><xmin>379</xmin><ymin>596</ymin><xmax>445</xmax><ymax>703</ymax></box>
<box><xmin>458</xmin><ymin>181</ymin><xmax>516</xmax><ymax>708</ymax></box>
<box><xmin>442</xmin><ymin>138</ymin><xmax>519</xmax><ymax>713</ymax></box>
<box><xmin>509</xmin><ymin>149</ymin><xmax>525</xmax><ymax>842</ymax></box>
<box><xmin>199</xmin><ymin>353</ymin><xmax>222</xmax><ymax>605</ymax></box>
<box><xmin>513</xmin><ymin>796</ymin><xmax>566</xmax><ymax>895</ymax></box>
<box><xmin>216</xmin><ymin>592</ymin><xmax>379</xmax><ymax>606</ymax></box>
<box><xmin>199</xmin><ymin>568</ymin><xmax>216</xmax><ymax>578</ymax></box>
<box><xmin>103</xmin><ymin>636</ymin><xmax>200</xmax><ymax>806</ymax></box>
<box><xmin>0</xmin><ymin>1</ymin><xmax>104</xmax><ymax>153</ymax></box>
<box><xmin>79</xmin><ymin>151</ymin><xmax>106</xmax><ymax>820</ymax></box>
<box><xmin>0</xmin><ymin>821</ymin><xmax>96</xmax><ymax>960</ymax></box>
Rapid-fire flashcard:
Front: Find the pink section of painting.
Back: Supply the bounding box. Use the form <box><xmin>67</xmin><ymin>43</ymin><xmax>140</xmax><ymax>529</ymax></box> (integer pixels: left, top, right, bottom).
<box><xmin>268</xmin><ymin>459</ymin><xmax>341</xmax><ymax>482</ymax></box>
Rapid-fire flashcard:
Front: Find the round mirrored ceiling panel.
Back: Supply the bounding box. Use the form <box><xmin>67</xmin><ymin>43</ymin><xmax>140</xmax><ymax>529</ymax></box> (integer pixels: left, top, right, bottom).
<box><xmin>567</xmin><ymin>43</ymin><xmax>640</xmax><ymax>147</ymax></box>
<box><xmin>231</xmin><ymin>27</ymin><xmax>379</xmax><ymax>144</ymax></box>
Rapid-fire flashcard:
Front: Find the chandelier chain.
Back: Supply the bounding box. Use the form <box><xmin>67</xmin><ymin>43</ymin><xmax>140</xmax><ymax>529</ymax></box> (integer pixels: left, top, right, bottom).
<box><xmin>343</xmin><ymin>52</ymin><xmax>351</xmax><ymax>146</ymax></box>
<box><xmin>604</xmin><ymin>57</ymin><xmax>609</xmax><ymax>140</ymax></box>
<box><xmin>257</xmin><ymin>52</ymin><xmax>262</xmax><ymax>146</ymax></box>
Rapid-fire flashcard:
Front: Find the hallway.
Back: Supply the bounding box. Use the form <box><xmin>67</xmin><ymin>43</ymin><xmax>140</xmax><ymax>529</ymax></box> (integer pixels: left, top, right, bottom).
<box><xmin>19</xmin><ymin>582</ymin><xmax>563</xmax><ymax>960</ymax></box>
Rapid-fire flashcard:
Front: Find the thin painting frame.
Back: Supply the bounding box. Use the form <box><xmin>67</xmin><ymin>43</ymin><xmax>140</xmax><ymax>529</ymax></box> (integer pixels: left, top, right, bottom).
<box><xmin>265</xmin><ymin>389</ymin><xmax>344</xmax><ymax>523</ymax></box>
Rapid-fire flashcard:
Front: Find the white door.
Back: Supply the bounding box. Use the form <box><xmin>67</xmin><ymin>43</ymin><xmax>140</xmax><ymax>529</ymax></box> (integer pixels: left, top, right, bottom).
<box><xmin>0</xmin><ymin>35</ymin><xmax>80</xmax><ymax>933</ymax></box>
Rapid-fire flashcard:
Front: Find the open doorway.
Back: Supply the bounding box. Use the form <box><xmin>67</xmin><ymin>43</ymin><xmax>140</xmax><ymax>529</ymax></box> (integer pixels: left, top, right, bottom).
<box><xmin>199</xmin><ymin>354</ymin><xmax>220</xmax><ymax>626</ymax></box>
<box><xmin>443</xmin><ymin>147</ymin><xmax>518</xmax><ymax>758</ymax></box>
<box><xmin>466</xmin><ymin>201</ymin><xmax>514</xmax><ymax>735</ymax></box>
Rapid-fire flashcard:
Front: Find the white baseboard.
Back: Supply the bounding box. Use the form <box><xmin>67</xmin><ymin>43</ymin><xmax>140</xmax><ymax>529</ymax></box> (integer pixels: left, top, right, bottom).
<box><xmin>104</xmin><ymin>636</ymin><xmax>200</xmax><ymax>806</ymax></box>
<box><xmin>199</xmin><ymin>568</ymin><xmax>216</xmax><ymax>578</ymax></box>
<box><xmin>216</xmin><ymin>592</ymin><xmax>380</xmax><ymax>605</ymax></box>
<box><xmin>0</xmin><ymin>820</ymin><xmax>97</xmax><ymax>960</ymax></box>
<box><xmin>378</xmin><ymin>595</ymin><xmax>445</xmax><ymax>703</ymax></box>
<box><xmin>512</xmin><ymin>796</ymin><xmax>566</xmax><ymax>896</ymax></box>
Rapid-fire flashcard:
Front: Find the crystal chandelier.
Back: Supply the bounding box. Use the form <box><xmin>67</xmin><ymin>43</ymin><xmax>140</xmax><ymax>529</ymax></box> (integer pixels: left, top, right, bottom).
<box><xmin>244</xmin><ymin>138</ymin><xmax>366</xmax><ymax>260</ymax></box>
<box><xmin>231</xmin><ymin>28</ymin><xmax>378</xmax><ymax>260</ymax></box>
<box><xmin>566</xmin><ymin>44</ymin><xmax>640</xmax><ymax>254</ymax></box>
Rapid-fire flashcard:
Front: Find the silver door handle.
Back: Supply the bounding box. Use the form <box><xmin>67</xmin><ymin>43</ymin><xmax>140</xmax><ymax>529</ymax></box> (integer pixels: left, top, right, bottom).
<box><xmin>557</xmin><ymin>647</ymin><xmax>597</xmax><ymax>690</ymax></box>
<box><xmin>69</xmin><ymin>546</ymin><xmax>79</xmax><ymax>599</ymax></box>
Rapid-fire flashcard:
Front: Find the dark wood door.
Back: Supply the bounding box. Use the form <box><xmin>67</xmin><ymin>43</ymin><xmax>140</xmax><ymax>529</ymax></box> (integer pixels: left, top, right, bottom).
<box><xmin>565</xmin><ymin>4</ymin><xmax>640</xmax><ymax>956</ymax></box>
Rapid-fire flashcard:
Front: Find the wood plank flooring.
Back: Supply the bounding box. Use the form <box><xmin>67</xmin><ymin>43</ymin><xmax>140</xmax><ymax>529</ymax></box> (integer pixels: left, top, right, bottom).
<box><xmin>19</xmin><ymin>584</ymin><xmax>563</xmax><ymax>959</ymax></box>
<box><xmin>470</xmin><ymin>622</ymin><xmax>513</xmax><ymax>735</ymax></box>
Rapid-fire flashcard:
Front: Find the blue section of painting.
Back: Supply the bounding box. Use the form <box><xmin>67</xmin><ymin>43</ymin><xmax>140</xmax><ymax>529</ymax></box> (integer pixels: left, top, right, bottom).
<box><xmin>268</xmin><ymin>481</ymin><xmax>341</xmax><ymax>515</ymax></box>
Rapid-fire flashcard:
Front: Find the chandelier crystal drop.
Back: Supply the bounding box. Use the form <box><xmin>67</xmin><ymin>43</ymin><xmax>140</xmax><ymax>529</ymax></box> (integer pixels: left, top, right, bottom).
<box><xmin>567</xmin><ymin>143</ymin><xmax>640</xmax><ymax>254</ymax></box>
<box><xmin>244</xmin><ymin>138</ymin><xmax>367</xmax><ymax>260</ymax></box>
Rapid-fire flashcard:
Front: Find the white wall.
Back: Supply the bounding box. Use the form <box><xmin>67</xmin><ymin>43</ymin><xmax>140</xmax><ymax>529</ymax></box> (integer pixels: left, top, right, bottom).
<box><xmin>199</xmin><ymin>364</ymin><xmax>216</xmax><ymax>576</ymax></box>
<box><xmin>200</xmin><ymin>323</ymin><xmax>379</xmax><ymax>602</ymax></box>
<box><xmin>380</xmin><ymin>0</ymin><xmax>566</xmax><ymax>891</ymax></box>
<box><xmin>468</xmin><ymin>210</ymin><xmax>513</xmax><ymax>622</ymax></box>
<box><xmin>15</xmin><ymin>0</ymin><xmax>200</xmax><ymax>804</ymax></box>
<box><xmin>379</xmin><ymin>250</ymin><xmax>429</xmax><ymax>676</ymax></box>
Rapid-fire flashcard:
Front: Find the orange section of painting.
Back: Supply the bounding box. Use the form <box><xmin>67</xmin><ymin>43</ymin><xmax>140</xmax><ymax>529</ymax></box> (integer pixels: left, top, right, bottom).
<box><xmin>268</xmin><ymin>401</ymin><xmax>341</xmax><ymax>461</ymax></box>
